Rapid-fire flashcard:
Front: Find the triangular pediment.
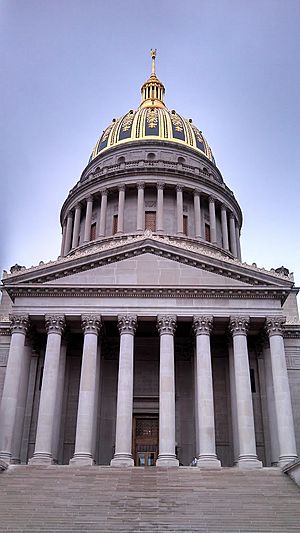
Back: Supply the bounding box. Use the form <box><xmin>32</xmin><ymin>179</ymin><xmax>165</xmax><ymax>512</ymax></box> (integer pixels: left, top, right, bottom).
<box><xmin>47</xmin><ymin>253</ymin><xmax>249</xmax><ymax>287</ymax></box>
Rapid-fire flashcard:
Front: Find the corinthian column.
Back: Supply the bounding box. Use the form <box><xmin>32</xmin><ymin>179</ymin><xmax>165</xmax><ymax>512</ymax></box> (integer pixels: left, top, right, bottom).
<box><xmin>209</xmin><ymin>196</ymin><xmax>217</xmax><ymax>244</ymax></box>
<box><xmin>156</xmin><ymin>315</ymin><xmax>179</xmax><ymax>466</ymax></box>
<box><xmin>97</xmin><ymin>189</ymin><xmax>108</xmax><ymax>237</ymax></box>
<box><xmin>30</xmin><ymin>315</ymin><xmax>66</xmax><ymax>464</ymax></box>
<box><xmin>64</xmin><ymin>211</ymin><xmax>73</xmax><ymax>255</ymax></box>
<box><xmin>0</xmin><ymin>315</ymin><xmax>30</xmax><ymax>464</ymax></box>
<box><xmin>229</xmin><ymin>317</ymin><xmax>262</xmax><ymax>469</ymax></box>
<box><xmin>265</xmin><ymin>317</ymin><xmax>297</xmax><ymax>466</ymax></box>
<box><xmin>193</xmin><ymin>190</ymin><xmax>202</xmax><ymax>238</ymax></box>
<box><xmin>72</xmin><ymin>204</ymin><xmax>82</xmax><ymax>249</ymax></box>
<box><xmin>156</xmin><ymin>182</ymin><xmax>164</xmax><ymax>232</ymax></box>
<box><xmin>117</xmin><ymin>185</ymin><xmax>125</xmax><ymax>234</ymax></box>
<box><xmin>84</xmin><ymin>196</ymin><xmax>93</xmax><ymax>242</ymax></box>
<box><xmin>221</xmin><ymin>205</ymin><xmax>229</xmax><ymax>251</ymax></box>
<box><xmin>136</xmin><ymin>182</ymin><xmax>145</xmax><ymax>231</ymax></box>
<box><xmin>176</xmin><ymin>185</ymin><xmax>184</xmax><ymax>234</ymax></box>
<box><xmin>71</xmin><ymin>315</ymin><xmax>101</xmax><ymax>465</ymax></box>
<box><xmin>193</xmin><ymin>316</ymin><xmax>221</xmax><ymax>468</ymax></box>
<box><xmin>111</xmin><ymin>315</ymin><xmax>137</xmax><ymax>467</ymax></box>
<box><xmin>60</xmin><ymin>220</ymin><xmax>67</xmax><ymax>257</ymax></box>
<box><xmin>229</xmin><ymin>214</ymin><xmax>238</xmax><ymax>257</ymax></box>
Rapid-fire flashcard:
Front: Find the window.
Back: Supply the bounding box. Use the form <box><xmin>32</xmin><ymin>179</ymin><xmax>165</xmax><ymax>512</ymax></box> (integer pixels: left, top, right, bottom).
<box><xmin>183</xmin><ymin>215</ymin><xmax>188</xmax><ymax>236</ymax></box>
<box><xmin>90</xmin><ymin>223</ymin><xmax>96</xmax><ymax>241</ymax></box>
<box><xmin>205</xmin><ymin>223</ymin><xmax>211</xmax><ymax>242</ymax></box>
<box><xmin>145</xmin><ymin>211</ymin><xmax>156</xmax><ymax>231</ymax></box>
<box><xmin>113</xmin><ymin>214</ymin><xmax>118</xmax><ymax>235</ymax></box>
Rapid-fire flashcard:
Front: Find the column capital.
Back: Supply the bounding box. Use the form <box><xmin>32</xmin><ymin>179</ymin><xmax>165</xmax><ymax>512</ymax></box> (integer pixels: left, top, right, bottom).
<box><xmin>137</xmin><ymin>181</ymin><xmax>145</xmax><ymax>190</ymax></box>
<box><xmin>67</xmin><ymin>210</ymin><xmax>73</xmax><ymax>219</ymax></box>
<box><xmin>45</xmin><ymin>315</ymin><xmax>66</xmax><ymax>336</ymax></box>
<box><xmin>193</xmin><ymin>189</ymin><xmax>201</xmax><ymax>197</ymax></box>
<box><xmin>208</xmin><ymin>195</ymin><xmax>215</xmax><ymax>204</ymax></box>
<box><xmin>176</xmin><ymin>184</ymin><xmax>183</xmax><ymax>192</ymax></box>
<box><xmin>75</xmin><ymin>202</ymin><xmax>82</xmax><ymax>210</ymax></box>
<box><xmin>157</xmin><ymin>181</ymin><xmax>165</xmax><ymax>190</ymax></box>
<box><xmin>157</xmin><ymin>315</ymin><xmax>177</xmax><ymax>336</ymax></box>
<box><xmin>9</xmin><ymin>314</ymin><xmax>30</xmax><ymax>335</ymax></box>
<box><xmin>265</xmin><ymin>316</ymin><xmax>286</xmax><ymax>337</ymax></box>
<box><xmin>229</xmin><ymin>316</ymin><xmax>250</xmax><ymax>336</ymax></box>
<box><xmin>193</xmin><ymin>315</ymin><xmax>213</xmax><ymax>336</ymax></box>
<box><xmin>118</xmin><ymin>184</ymin><xmax>125</xmax><ymax>192</ymax></box>
<box><xmin>81</xmin><ymin>314</ymin><xmax>101</xmax><ymax>335</ymax></box>
<box><xmin>221</xmin><ymin>203</ymin><xmax>227</xmax><ymax>212</ymax></box>
<box><xmin>86</xmin><ymin>195</ymin><xmax>93</xmax><ymax>203</ymax></box>
<box><xmin>100</xmin><ymin>188</ymin><xmax>108</xmax><ymax>196</ymax></box>
<box><xmin>118</xmin><ymin>315</ymin><xmax>137</xmax><ymax>335</ymax></box>
<box><xmin>229</xmin><ymin>212</ymin><xmax>235</xmax><ymax>220</ymax></box>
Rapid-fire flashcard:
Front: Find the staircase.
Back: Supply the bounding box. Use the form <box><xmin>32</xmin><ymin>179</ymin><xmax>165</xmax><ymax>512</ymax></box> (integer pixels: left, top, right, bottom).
<box><xmin>0</xmin><ymin>466</ymin><xmax>299</xmax><ymax>532</ymax></box>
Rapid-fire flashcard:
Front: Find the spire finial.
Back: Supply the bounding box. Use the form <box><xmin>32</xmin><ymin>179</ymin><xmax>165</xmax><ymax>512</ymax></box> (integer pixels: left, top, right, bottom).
<box><xmin>150</xmin><ymin>48</ymin><xmax>157</xmax><ymax>75</ymax></box>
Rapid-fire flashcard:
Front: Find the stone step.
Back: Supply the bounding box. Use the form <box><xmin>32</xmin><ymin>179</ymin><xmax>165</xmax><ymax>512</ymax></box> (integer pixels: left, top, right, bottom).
<box><xmin>0</xmin><ymin>466</ymin><xmax>299</xmax><ymax>531</ymax></box>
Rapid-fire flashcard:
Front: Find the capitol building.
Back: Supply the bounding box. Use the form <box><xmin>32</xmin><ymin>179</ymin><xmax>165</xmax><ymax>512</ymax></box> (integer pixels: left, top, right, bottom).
<box><xmin>0</xmin><ymin>50</ymin><xmax>299</xmax><ymax>474</ymax></box>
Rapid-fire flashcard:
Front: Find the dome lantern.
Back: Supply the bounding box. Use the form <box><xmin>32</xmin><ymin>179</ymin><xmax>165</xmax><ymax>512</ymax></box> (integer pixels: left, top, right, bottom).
<box><xmin>140</xmin><ymin>49</ymin><xmax>166</xmax><ymax>108</ymax></box>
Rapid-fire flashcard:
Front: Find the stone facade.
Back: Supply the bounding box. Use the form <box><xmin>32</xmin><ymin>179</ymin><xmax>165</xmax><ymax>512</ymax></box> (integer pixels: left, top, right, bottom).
<box><xmin>0</xmin><ymin>55</ymin><xmax>299</xmax><ymax>470</ymax></box>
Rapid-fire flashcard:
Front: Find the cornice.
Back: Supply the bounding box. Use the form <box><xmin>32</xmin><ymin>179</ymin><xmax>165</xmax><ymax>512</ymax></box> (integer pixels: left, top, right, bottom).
<box><xmin>2</xmin><ymin>284</ymin><xmax>291</xmax><ymax>302</ymax></box>
<box><xmin>283</xmin><ymin>325</ymin><xmax>300</xmax><ymax>339</ymax></box>
<box><xmin>1</xmin><ymin>232</ymin><xmax>295</xmax><ymax>290</ymax></box>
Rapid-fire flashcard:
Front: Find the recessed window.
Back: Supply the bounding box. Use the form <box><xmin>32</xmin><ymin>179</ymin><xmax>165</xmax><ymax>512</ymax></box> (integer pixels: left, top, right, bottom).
<box><xmin>147</xmin><ymin>152</ymin><xmax>155</xmax><ymax>160</ymax></box>
<box><xmin>205</xmin><ymin>223</ymin><xmax>211</xmax><ymax>242</ymax></box>
<box><xmin>183</xmin><ymin>215</ymin><xmax>188</xmax><ymax>236</ymax></box>
<box><xmin>113</xmin><ymin>214</ymin><xmax>118</xmax><ymax>235</ymax></box>
<box><xmin>90</xmin><ymin>223</ymin><xmax>96</xmax><ymax>241</ymax></box>
<box><xmin>145</xmin><ymin>211</ymin><xmax>156</xmax><ymax>231</ymax></box>
<box><xmin>178</xmin><ymin>157</ymin><xmax>185</xmax><ymax>164</ymax></box>
<box><xmin>118</xmin><ymin>156</ymin><xmax>125</xmax><ymax>164</ymax></box>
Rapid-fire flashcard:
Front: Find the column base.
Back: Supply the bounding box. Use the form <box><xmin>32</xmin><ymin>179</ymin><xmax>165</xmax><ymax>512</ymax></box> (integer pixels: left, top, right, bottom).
<box><xmin>197</xmin><ymin>455</ymin><xmax>221</xmax><ymax>469</ymax></box>
<box><xmin>237</xmin><ymin>455</ymin><xmax>262</xmax><ymax>469</ymax></box>
<box><xmin>29</xmin><ymin>453</ymin><xmax>54</xmax><ymax>465</ymax></box>
<box><xmin>69</xmin><ymin>454</ymin><xmax>95</xmax><ymax>466</ymax></box>
<box><xmin>0</xmin><ymin>452</ymin><xmax>12</xmax><ymax>465</ymax></box>
<box><xmin>156</xmin><ymin>454</ymin><xmax>179</xmax><ymax>467</ymax></box>
<box><xmin>110</xmin><ymin>454</ymin><xmax>134</xmax><ymax>467</ymax></box>
<box><xmin>278</xmin><ymin>455</ymin><xmax>298</xmax><ymax>468</ymax></box>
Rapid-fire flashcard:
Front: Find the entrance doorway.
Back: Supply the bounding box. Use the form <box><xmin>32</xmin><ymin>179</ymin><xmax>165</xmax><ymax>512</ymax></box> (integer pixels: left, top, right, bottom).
<box><xmin>133</xmin><ymin>415</ymin><xmax>159</xmax><ymax>466</ymax></box>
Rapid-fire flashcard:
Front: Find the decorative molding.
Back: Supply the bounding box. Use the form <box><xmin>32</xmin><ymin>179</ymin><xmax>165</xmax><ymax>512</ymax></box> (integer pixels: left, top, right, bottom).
<box><xmin>229</xmin><ymin>316</ymin><xmax>250</xmax><ymax>336</ymax></box>
<box><xmin>117</xmin><ymin>315</ymin><xmax>137</xmax><ymax>335</ymax></box>
<box><xmin>265</xmin><ymin>316</ymin><xmax>286</xmax><ymax>337</ymax></box>
<box><xmin>45</xmin><ymin>315</ymin><xmax>66</xmax><ymax>335</ymax></box>
<box><xmin>9</xmin><ymin>314</ymin><xmax>30</xmax><ymax>335</ymax></box>
<box><xmin>283</xmin><ymin>326</ymin><xmax>300</xmax><ymax>339</ymax></box>
<box><xmin>157</xmin><ymin>315</ymin><xmax>177</xmax><ymax>335</ymax></box>
<box><xmin>81</xmin><ymin>314</ymin><xmax>101</xmax><ymax>335</ymax></box>
<box><xmin>193</xmin><ymin>315</ymin><xmax>213</xmax><ymax>335</ymax></box>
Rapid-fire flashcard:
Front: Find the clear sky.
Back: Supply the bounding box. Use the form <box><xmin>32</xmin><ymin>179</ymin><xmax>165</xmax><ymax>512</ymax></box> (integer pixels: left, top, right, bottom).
<box><xmin>1</xmin><ymin>0</ymin><xmax>299</xmax><ymax>292</ymax></box>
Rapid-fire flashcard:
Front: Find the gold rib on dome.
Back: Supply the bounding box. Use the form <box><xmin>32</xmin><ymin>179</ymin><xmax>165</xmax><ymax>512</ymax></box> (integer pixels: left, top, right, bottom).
<box><xmin>89</xmin><ymin>50</ymin><xmax>215</xmax><ymax>165</ymax></box>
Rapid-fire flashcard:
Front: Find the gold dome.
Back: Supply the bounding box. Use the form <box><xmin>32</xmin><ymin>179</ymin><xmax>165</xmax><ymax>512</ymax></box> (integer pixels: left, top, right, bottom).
<box><xmin>89</xmin><ymin>50</ymin><xmax>215</xmax><ymax>164</ymax></box>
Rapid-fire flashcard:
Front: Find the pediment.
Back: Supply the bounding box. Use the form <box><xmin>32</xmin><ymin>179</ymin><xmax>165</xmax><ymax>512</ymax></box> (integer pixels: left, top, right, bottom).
<box><xmin>2</xmin><ymin>234</ymin><xmax>293</xmax><ymax>294</ymax></box>
<box><xmin>47</xmin><ymin>253</ymin><xmax>250</xmax><ymax>287</ymax></box>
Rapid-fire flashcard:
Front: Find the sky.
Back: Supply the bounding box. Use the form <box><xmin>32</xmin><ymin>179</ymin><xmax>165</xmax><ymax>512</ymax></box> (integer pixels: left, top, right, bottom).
<box><xmin>1</xmin><ymin>0</ymin><xmax>299</xmax><ymax>293</ymax></box>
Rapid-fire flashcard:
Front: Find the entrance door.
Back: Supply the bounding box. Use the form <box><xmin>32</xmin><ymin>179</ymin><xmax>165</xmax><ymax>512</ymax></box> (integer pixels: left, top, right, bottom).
<box><xmin>133</xmin><ymin>416</ymin><xmax>159</xmax><ymax>466</ymax></box>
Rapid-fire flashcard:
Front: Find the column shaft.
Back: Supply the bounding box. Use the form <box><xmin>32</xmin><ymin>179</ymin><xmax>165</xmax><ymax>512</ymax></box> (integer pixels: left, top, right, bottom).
<box><xmin>11</xmin><ymin>344</ymin><xmax>32</xmax><ymax>464</ymax></box>
<box><xmin>263</xmin><ymin>344</ymin><xmax>279</xmax><ymax>465</ymax></box>
<box><xmin>117</xmin><ymin>186</ymin><xmax>125</xmax><ymax>233</ymax></box>
<box><xmin>0</xmin><ymin>316</ymin><xmax>30</xmax><ymax>464</ymax></box>
<box><xmin>266</xmin><ymin>317</ymin><xmax>297</xmax><ymax>466</ymax></box>
<box><xmin>230</xmin><ymin>317</ymin><xmax>262</xmax><ymax>469</ymax></box>
<box><xmin>194</xmin><ymin>191</ymin><xmax>202</xmax><ymax>238</ymax></box>
<box><xmin>60</xmin><ymin>221</ymin><xmax>67</xmax><ymax>256</ymax></box>
<box><xmin>235</xmin><ymin>225</ymin><xmax>242</xmax><ymax>260</ymax></box>
<box><xmin>97</xmin><ymin>190</ymin><xmax>108</xmax><ymax>237</ymax></box>
<box><xmin>156</xmin><ymin>183</ymin><xmax>164</xmax><ymax>232</ymax></box>
<box><xmin>228</xmin><ymin>343</ymin><xmax>239</xmax><ymax>464</ymax></box>
<box><xmin>64</xmin><ymin>213</ymin><xmax>73</xmax><ymax>255</ymax></box>
<box><xmin>29</xmin><ymin>316</ymin><xmax>65</xmax><ymax>464</ymax></box>
<box><xmin>71</xmin><ymin>315</ymin><xmax>101</xmax><ymax>465</ymax></box>
<box><xmin>193</xmin><ymin>316</ymin><xmax>220</xmax><ymax>468</ymax></box>
<box><xmin>52</xmin><ymin>341</ymin><xmax>67</xmax><ymax>463</ymax></box>
<box><xmin>156</xmin><ymin>316</ymin><xmax>179</xmax><ymax>466</ymax></box>
<box><xmin>176</xmin><ymin>186</ymin><xmax>184</xmax><ymax>234</ymax></box>
<box><xmin>221</xmin><ymin>206</ymin><xmax>229</xmax><ymax>251</ymax></box>
<box><xmin>72</xmin><ymin>204</ymin><xmax>81</xmax><ymax>249</ymax></box>
<box><xmin>111</xmin><ymin>315</ymin><xmax>137</xmax><ymax>467</ymax></box>
<box><xmin>229</xmin><ymin>214</ymin><xmax>238</xmax><ymax>257</ymax></box>
<box><xmin>136</xmin><ymin>183</ymin><xmax>145</xmax><ymax>231</ymax></box>
<box><xmin>209</xmin><ymin>197</ymin><xmax>217</xmax><ymax>244</ymax></box>
<box><xmin>84</xmin><ymin>197</ymin><xmax>93</xmax><ymax>242</ymax></box>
